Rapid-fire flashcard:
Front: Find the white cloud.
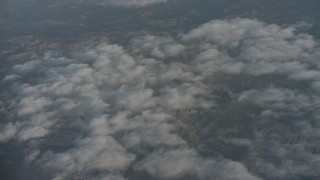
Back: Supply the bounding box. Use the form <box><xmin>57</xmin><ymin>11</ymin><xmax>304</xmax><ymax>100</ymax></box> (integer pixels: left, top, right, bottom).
<box><xmin>135</xmin><ymin>149</ymin><xmax>260</xmax><ymax>180</ymax></box>
<box><xmin>182</xmin><ymin>18</ymin><xmax>320</xmax><ymax>82</ymax></box>
<box><xmin>238</xmin><ymin>88</ymin><xmax>315</xmax><ymax>115</ymax></box>
<box><xmin>1</xmin><ymin>42</ymin><xmax>218</xmax><ymax>179</ymax></box>
<box><xmin>1</xmin><ymin>18</ymin><xmax>320</xmax><ymax>179</ymax></box>
<box><xmin>0</xmin><ymin>123</ymin><xmax>17</xmax><ymax>142</ymax></box>
<box><xmin>234</xmin><ymin>87</ymin><xmax>320</xmax><ymax>178</ymax></box>
<box><xmin>130</xmin><ymin>35</ymin><xmax>185</xmax><ymax>59</ymax></box>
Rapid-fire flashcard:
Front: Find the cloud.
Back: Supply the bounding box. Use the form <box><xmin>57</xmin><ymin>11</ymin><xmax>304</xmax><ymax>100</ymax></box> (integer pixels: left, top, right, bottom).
<box><xmin>179</xmin><ymin>18</ymin><xmax>320</xmax><ymax>179</ymax></box>
<box><xmin>238</xmin><ymin>88</ymin><xmax>315</xmax><ymax>116</ymax></box>
<box><xmin>1</xmin><ymin>18</ymin><xmax>320</xmax><ymax>179</ymax></box>
<box><xmin>130</xmin><ymin>35</ymin><xmax>185</xmax><ymax>59</ymax></box>
<box><xmin>182</xmin><ymin>18</ymin><xmax>320</xmax><ymax>82</ymax></box>
<box><xmin>233</xmin><ymin>87</ymin><xmax>320</xmax><ymax>179</ymax></box>
<box><xmin>2</xmin><ymin>42</ymin><xmax>252</xmax><ymax>179</ymax></box>
<box><xmin>41</xmin><ymin>135</ymin><xmax>135</xmax><ymax>179</ymax></box>
<box><xmin>135</xmin><ymin>148</ymin><xmax>260</xmax><ymax>180</ymax></box>
<box><xmin>0</xmin><ymin>123</ymin><xmax>17</xmax><ymax>142</ymax></box>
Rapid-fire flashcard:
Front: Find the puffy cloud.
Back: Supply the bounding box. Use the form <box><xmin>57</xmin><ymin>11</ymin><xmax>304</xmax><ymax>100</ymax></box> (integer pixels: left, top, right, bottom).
<box><xmin>130</xmin><ymin>35</ymin><xmax>185</xmax><ymax>59</ymax></box>
<box><xmin>0</xmin><ymin>123</ymin><xmax>17</xmax><ymax>142</ymax></box>
<box><xmin>135</xmin><ymin>149</ymin><xmax>260</xmax><ymax>180</ymax></box>
<box><xmin>181</xmin><ymin>18</ymin><xmax>309</xmax><ymax>48</ymax></box>
<box><xmin>233</xmin><ymin>87</ymin><xmax>320</xmax><ymax>179</ymax></box>
<box><xmin>41</xmin><ymin>135</ymin><xmax>136</xmax><ymax>178</ymax></box>
<box><xmin>1</xmin><ymin>42</ymin><xmax>238</xmax><ymax>179</ymax></box>
<box><xmin>182</xmin><ymin>18</ymin><xmax>320</xmax><ymax>82</ymax></box>
<box><xmin>179</xmin><ymin>18</ymin><xmax>320</xmax><ymax>179</ymax></box>
<box><xmin>160</xmin><ymin>84</ymin><xmax>212</xmax><ymax>109</ymax></box>
<box><xmin>238</xmin><ymin>88</ymin><xmax>315</xmax><ymax>116</ymax></box>
<box><xmin>1</xmin><ymin>17</ymin><xmax>320</xmax><ymax>179</ymax></box>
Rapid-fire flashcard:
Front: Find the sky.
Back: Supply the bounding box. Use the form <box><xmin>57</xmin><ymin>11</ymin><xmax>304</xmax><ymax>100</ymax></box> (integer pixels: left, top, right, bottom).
<box><xmin>1</xmin><ymin>0</ymin><xmax>320</xmax><ymax>180</ymax></box>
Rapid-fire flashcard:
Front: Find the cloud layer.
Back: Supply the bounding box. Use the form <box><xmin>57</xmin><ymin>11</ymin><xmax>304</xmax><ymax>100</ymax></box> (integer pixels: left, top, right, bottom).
<box><xmin>1</xmin><ymin>18</ymin><xmax>320</xmax><ymax>179</ymax></box>
<box><xmin>0</xmin><ymin>42</ymin><xmax>257</xmax><ymax>179</ymax></box>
